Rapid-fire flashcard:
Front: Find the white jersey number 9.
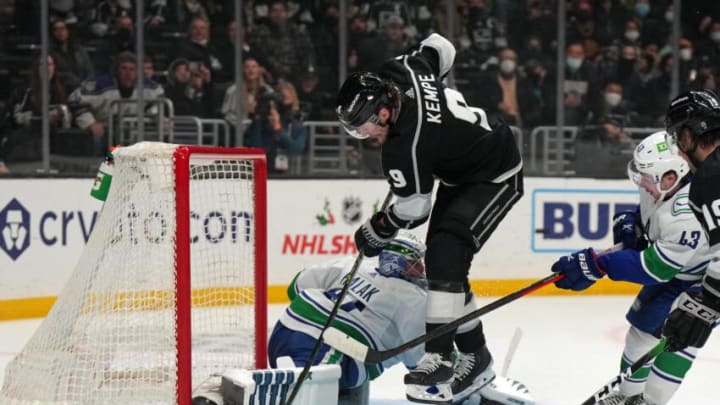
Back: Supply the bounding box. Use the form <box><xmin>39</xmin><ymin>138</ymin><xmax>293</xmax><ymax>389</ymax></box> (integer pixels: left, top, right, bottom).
<box><xmin>444</xmin><ymin>88</ymin><xmax>492</xmax><ymax>131</ymax></box>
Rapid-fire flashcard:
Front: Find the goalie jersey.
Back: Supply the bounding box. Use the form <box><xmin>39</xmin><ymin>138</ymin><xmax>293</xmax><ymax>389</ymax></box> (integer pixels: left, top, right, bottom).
<box><xmin>278</xmin><ymin>257</ymin><xmax>426</xmax><ymax>380</ymax></box>
<box><xmin>598</xmin><ymin>181</ymin><xmax>711</xmax><ymax>285</ymax></box>
<box><xmin>377</xmin><ymin>34</ymin><xmax>522</xmax><ymax>228</ymax></box>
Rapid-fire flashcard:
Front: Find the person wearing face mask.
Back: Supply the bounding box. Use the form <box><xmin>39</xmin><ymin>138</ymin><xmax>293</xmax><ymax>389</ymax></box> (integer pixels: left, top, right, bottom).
<box><xmin>495</xmin><ymin>48</ymin><xmax>521</xmax><ymax>126</ymax></box>
<box><xmin>622</xmin><ymin>18</ymin><xmax>642</xmax><ymax>47</ymax></box>
<box><xmin>696</xmin><ymin>21</ymin><xmax>720</xmax><ymax>70</ymax></box>
<box><xmin>564</xmin><ymin>42</ymin><xmax>596</xmax><ymax>125</ymax></box>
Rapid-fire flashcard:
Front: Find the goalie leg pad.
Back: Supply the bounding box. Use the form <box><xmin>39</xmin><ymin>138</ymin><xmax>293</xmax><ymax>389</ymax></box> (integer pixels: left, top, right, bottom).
<box><xmin>463</xmin><ymin>375</ymin><xmax>535</xmax><ymax>405</ymax></box>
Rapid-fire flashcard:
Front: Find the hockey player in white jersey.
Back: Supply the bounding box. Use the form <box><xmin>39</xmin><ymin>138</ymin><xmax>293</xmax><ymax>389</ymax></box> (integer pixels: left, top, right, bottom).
<box><xmin>549</xmin><ymin>131</ymin><xmax>711</xmax><ymax>405</ymax></box>
<box><xmin>268</xmin><ymin>231</ymin><xmax>533</xmax><ymax>405</ymax></box>
<box><xmin>268</xmin><ymin>231</ymin><xmax>428</xmax><ymax>403</ymax></box>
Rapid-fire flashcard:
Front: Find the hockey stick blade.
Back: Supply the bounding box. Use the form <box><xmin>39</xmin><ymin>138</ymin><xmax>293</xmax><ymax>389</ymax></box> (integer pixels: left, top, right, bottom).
<box><xmin>324</xmin><ymin>273</ymin><xmax>563</xmax><ymax>364</ymax></box>
<box><xmin>580</xmin><ymin>339</ymin><xmax>667</xmax><ymax>405</ymax></box>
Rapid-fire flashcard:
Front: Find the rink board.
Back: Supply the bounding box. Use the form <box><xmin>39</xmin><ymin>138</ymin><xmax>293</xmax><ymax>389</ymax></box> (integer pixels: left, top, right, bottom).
<box><xmin>0</xmin><ymin>177</ymin><xmax>641</xmax><ymax>319</ymax></box>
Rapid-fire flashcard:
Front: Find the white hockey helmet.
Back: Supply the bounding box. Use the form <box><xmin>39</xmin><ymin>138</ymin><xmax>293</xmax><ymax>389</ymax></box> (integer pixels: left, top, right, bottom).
<box><xmin>627</xmin><ymin>130</ymin><xmax>690</xmax><ymax>201</ymax></box>
<box><xmin>378</xmin><ymin>231</ymin><xmax>426</xmax><ymax>287</ymax></box>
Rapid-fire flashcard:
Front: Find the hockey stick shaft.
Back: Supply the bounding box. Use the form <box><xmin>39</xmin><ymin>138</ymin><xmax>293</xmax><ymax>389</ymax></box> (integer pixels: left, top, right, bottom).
<box><xmin>580</xmin><ymin>339</ymin><xmax>667</xmax><ymax>405</ymax></box>
<box><xmin>581</xmin><ymin>318</ymin><xmax>720</xmax><ymax>405</ymax></box>
<box><xmin>324</xmin><ymin>273</ymin><xmax>563</xmax><ymax>364</ymax></box>
<box><xmin>285</xmin><ymin>190</ymin><xmax>394</xmax><ymax>405</ymax></box>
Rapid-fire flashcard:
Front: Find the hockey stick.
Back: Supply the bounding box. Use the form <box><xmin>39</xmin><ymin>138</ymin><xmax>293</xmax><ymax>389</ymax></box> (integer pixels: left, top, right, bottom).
<box><xmin>580</xmin><ymin>318</ymin><xmax>720</xmax><ymax>405</ymax></box>
<box><xmin>285</xmin><ymin>190</ymin><xmax>394</xmax><ymax>405</ymax></box>
<box><xmin>501</xmin><ymin>327</ymin><xmax>523</xmax><ymax>376</ymax></box>
<box><xmin>580</xmin><ymin>339</ymin><xmax>667</xmax><ymax>405</ymax></box>
<box><xmin>323</xmin><ymin>273</ymin><xmax>563</xmax><ymax>364</ymax></box>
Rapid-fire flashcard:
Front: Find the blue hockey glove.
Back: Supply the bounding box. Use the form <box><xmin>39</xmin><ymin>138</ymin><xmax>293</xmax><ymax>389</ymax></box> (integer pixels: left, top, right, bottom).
<box><xmin>612</xmin><ymin>210</ymin><xmax>648</xmax><ymax>251</ymax></box>
<box><xmin>551</xmin><ymin>248</ymin><xmax>606</xmax><ymax>291</ymax></box>
<box><xmin>663</xmin><ymin>291</ymin><xmax>720</xmax><ymax>351</ymax></box>
<box><xmin>354</xmin><ymin>211</ymin><xmax>398</xmax><ymax>257</ymax></box>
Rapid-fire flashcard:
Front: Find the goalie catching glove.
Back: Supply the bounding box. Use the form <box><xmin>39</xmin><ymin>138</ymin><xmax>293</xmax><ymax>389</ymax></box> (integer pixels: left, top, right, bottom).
<box><xmin>551</xmin><ymin>248</ymin><xmax>606</xmax><ymax>291</ymax></box>
<box><xmin>354</xmin><ymin>211</ymin><xmax>399</xmax><ymax>257</ymax></box>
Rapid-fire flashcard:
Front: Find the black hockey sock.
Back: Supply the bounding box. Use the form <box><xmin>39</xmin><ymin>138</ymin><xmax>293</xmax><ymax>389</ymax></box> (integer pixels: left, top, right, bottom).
<box><xmin>425</xmin><ymin>322</ymin><xmax>456</xmax><ymax>355</ymax></box>
<box><xmin>454</xmin><ymin>322</ymin><xmax>486</xmax><ymax>353</ymax></box>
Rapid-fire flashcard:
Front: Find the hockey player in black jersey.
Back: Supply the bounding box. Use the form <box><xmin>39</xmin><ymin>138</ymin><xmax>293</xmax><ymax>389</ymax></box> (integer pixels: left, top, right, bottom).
<box><xmin>336</xmin><ymin>33</ymin><xmax>523</xmax><ymax>403</ymax></box>
<box><xmin>662</xmin><ymin>89</ymin><xmax>720</xmax><ymax>352</ymax></box>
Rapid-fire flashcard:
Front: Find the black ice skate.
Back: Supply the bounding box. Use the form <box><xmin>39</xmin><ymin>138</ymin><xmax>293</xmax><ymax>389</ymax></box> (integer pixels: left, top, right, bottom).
<box><xmin>451</xmin><ymin>346</ymin><xmax>496</xmax><ymax>403</ymax></box>
<box><xmin>405</xmin><ymin>352</ymin><xmax>455</xmax><ymax>403</ymax></box>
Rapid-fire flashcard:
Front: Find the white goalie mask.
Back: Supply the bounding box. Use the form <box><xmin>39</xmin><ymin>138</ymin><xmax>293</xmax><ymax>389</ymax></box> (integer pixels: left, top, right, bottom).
<box><xmin>627</xmin><ymin>131</ymin><xmax>690</xmax><ymax>220</ymax></box>
<box><xmin>377</xmin><ymin>231</ymin><xmax>427</xmax><ymax>288</ymax></box>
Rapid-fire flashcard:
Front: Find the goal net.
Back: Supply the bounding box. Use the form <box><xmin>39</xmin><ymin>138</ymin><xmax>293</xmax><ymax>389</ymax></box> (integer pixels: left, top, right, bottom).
<box><xmin>0</xmin><ymin>142</ymin><xmax>267</xmax><ymax>405</ymax></box>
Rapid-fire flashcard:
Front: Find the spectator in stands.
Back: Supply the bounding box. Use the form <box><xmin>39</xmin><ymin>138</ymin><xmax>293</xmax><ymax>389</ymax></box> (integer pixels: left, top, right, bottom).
<box><xmin>296</xmin><ymin>66</ymin><xmax>336</xmax><ymax>121</ymax></box>
<box><xmin>274</xmin><ymin>79</ymin><xmax>307</xmax><ymax>161</ymax></box>
<box><xmin>355</xmin><ymin>14</ymin><xmax>408</xmax><ymax>73</ymax></box>
<box><xmin>459</xmin><ymin>0</ymin><xmax>507</xmax><ymax>65</ymax></box>
<box><xmin>495</xmin><ymin>48</ymin><xmax>522</xmax><ymax>126</ymax></box>
<box><xmin>590</xmin><ymin>81</ymin><xmax>635</xmax><ymax>126</ymax></box>
<box><xmin>88</xmin><ymin>0</ymin><xmax>133</xmax><ymax>38</ymax></box>
<box><xmin>165</xmin><ymin>58</ymin><xmax>214</xmax><ymax>117</ymax></box>
<box><xmin>592</xmin><ymin>0</ymin><xmax>629</xmax><ymax>48</ymax></box>
<box><xmin>621</xmin><ymin>18</ymin><xmax>643</xmax><ymax>47</ymax></box>
<box><xmin>93</xmin><ymin>14</ymin><xmax>135</xmax><ymax>74</ymax></box>
<box><xmin>221</xmin><ymin>55</ymin><xmax>278</xmax><ymax>132</ymax></box>
<box><xmin>49</xmin><ymin>18</ymin><xmax>94</xmax><ymax>93</ymax></box>
<box><xmin>163</xmin><ymin>0</ymin><xmax>209</xmax><ymax>29</ymax></box>
<box><xmin>68</xmin><ymin>52</ymin><xmax>165</xmax><ymax>155</ymax></box>
<box><xmin>688</xmin><ymin>55</ymin><xmax>718</xmax><ymax>92</ymax></box>
<box><xmin>0</xmin><ymin>55</ymin><xmax>70</xmax><ymax>173</ymax></box>
<box><xmin>518</xmin><ymin>57</ymin><xmax>556</xmax><ymax>129</ymax></box>
<box><xmin>50</xmin><ymin>0</ymin><xmax>79</xmax><ymax>25</ymax></box>
<box><xmin>143</xmin><ymin>55</ymin><xmax>156</xmax><ymax>81</ymax></box>
<box><xmin>563</xmin><ymin>42</ymin><xmax>596</xmax><ymax>125</ymax></box>
<box><xmin>169</xmin><ymin>15</ymin><xmax>226</xmax><ymax>83</ymax></box>
<box><xmin>696</xmin><ymin>20</ymin><xmax>720</xmax><ymax>68</ymax></box>
<box><xmin>308</xmin><ymin>3</ymin><xmax>340</xmax><ymax>88</ymax></box>
<box><xmin>247</xmin><ymin>0</ymin><xmax>315</xmax><ymax>84</ymax></box>
<box><xmin>366</xmin><ymin>0</ymin><xmax>415</xmax><ymax>38</ymax></box>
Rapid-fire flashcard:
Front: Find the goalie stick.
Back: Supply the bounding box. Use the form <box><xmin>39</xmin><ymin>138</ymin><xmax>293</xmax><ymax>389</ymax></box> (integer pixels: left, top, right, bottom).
<box><xmin>285</xmin><ymin>190</ymin><xmax>394</xmax><ymax>405</ymax></box>
<box><xmin>323</xmin><ymin>273</ymin><xmax>563</xmax><ymax>364</ymax></box>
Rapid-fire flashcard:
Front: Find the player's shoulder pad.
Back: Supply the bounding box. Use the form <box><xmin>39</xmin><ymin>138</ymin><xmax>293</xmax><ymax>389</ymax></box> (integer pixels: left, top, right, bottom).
<box><xmin>419</xmin><ymin>33</ymin><xmax>456</xmax><ymax>78</ymax></box>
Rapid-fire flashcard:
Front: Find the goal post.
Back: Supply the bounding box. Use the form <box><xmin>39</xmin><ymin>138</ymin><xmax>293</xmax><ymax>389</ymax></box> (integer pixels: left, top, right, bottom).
<box><xmin>0</xmin><ymin>143</ymin><xmax>268</xmax><ymax>405</ymax></box>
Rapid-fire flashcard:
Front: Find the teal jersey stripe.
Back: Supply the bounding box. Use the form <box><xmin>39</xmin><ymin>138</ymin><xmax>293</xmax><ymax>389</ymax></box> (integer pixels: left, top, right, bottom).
<box><xmin>642</xmin><ymin>245</ymin><xmax>681</xmax><ymax>281</ymax></box>
<box><xmin>288</xmin><ymin>296</ymin><xmax>383</xmax><ymax>380</ymax></box>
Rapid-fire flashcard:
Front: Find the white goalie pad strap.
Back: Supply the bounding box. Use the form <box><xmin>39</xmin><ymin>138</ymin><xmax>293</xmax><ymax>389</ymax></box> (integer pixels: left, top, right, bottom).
<box><xmin>419</xmin><ymin>33</ymin><xmax>456</xmax><ymax>78</ymax></box>
<box><xmin>457</xmin><ymin>295</ymin><xmax>480</xmax><ymax>334</ymax></box>
<box><xmin>426</xmin><ymin>290</ymin><xmax>465</xmax><ymax>323</ymax></box>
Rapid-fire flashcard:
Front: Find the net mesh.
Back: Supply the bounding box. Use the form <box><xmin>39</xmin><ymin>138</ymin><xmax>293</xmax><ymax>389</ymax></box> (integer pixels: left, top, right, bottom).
<box><xmin>0</xmin><ymin>143</ymin><xmax>264</xmax><ymax>404</ymax></box>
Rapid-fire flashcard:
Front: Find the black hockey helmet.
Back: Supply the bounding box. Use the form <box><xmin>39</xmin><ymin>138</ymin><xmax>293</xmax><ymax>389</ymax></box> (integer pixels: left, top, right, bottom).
<box><xmin>336</xmin><ymin>72</ymin><xmax>398</xmax><ymax>139</ymax></box>
<box><xmin>665</xmin><ymin>90</ymin><xmax>720</xmax><ymax>141</ymax></box>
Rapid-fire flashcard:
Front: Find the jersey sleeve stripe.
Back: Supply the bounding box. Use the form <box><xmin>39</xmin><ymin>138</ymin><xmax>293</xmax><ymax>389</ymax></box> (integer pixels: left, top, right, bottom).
<box><xmin>402</xmin><ymin>55</ymin><xmax>424</xmax><ymax>195</ymax></box>
<box><xmin>641</xmin><ymin>246</ymin><xmax>682</xmax><ymax>281</ymax></box>
<box><xmin>655</xmin><ymin>244</ymin><xmax>684</xmax><ymax>268</ymax></box>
